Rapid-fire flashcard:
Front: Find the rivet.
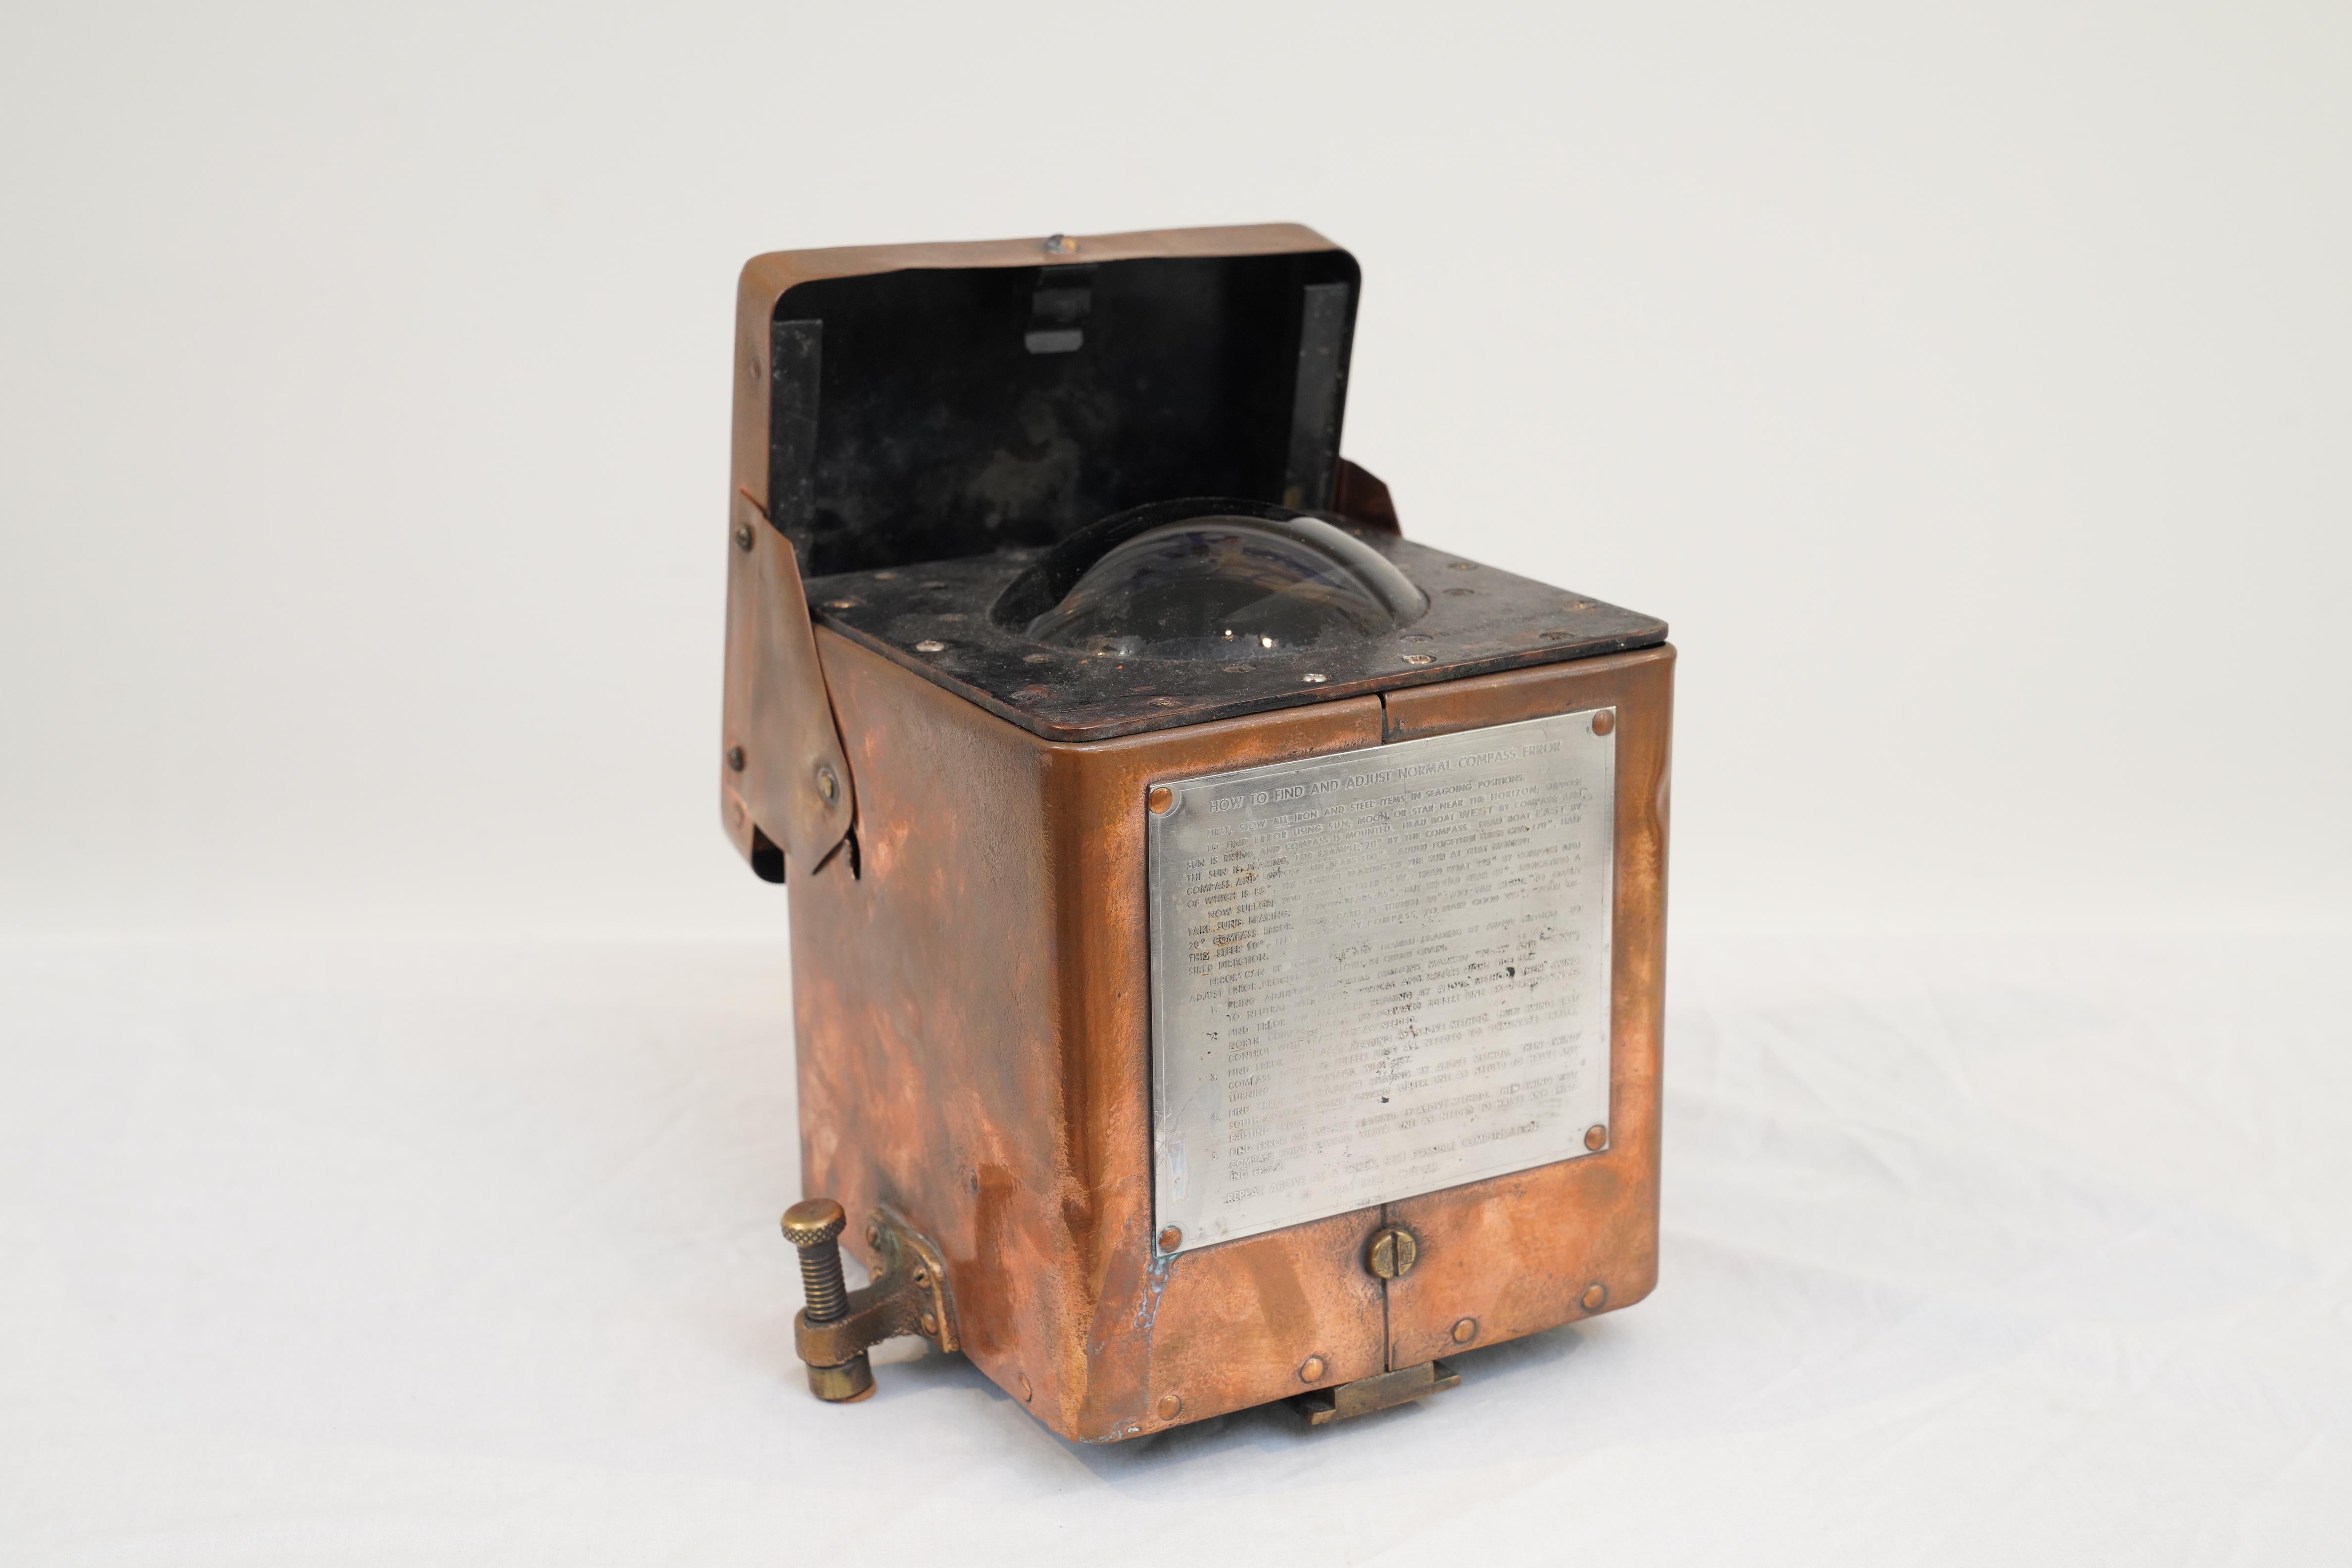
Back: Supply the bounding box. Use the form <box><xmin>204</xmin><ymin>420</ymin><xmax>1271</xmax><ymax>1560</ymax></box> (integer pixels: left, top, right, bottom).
<box><xmin>1585</xmin><ymin>1123</ymin><xmax>1607</xmax><ymax>1150</ymax></box>
<box><xmin>1591</xmin><ymin>711</ymin><xmax>1616</xmax><ymax>737</ymax></box>
<box><xmin>824</xmin><ymin>598</ymin><xmax>860</xmax><ymax>610</ymax></box>
<box><xmin>1016</xmin><ymin>684</ymin><xmax>1052</xmax><ymax>701</ymax></box>
<box><xmin>1451</xmin><ymin>1317</ymin><xmax>1478</xmax><ymax>1344</ymax></box>
<box><xmin>915</xmin><ymin>639</ymin><xmax>947</xmax><ymax>654</ymax></box>
<box><xmin>1540</xmin><ymin>629</ymin><xmax>1574</xmax><ymax>640</ymax></box>
<box><xmin>1018</xmin><ymin>1372</ymin><xmax>1034</xmax><ymax>1402</ymax></box>
<box><xmin>1151</xmin><ymin>696</ymin><xmax>1184</xmax><ymax>708</ymax></box>
<box><xmin>866</xmin><ymin>1222</ymin><xmax>882</xmax><ymax>1247</ymax></box>
<box><xmin>1147</xmin><ymin>786</ymin><xmax>1174</xmax><ymax>815</ymax></box>
<box><xmin>1444</xmin><ymin>587</ymin><xmax>1477</xmax><ymax>597</ymax></box>
<box><xmin>1157</xmin><ymin>1224</ymin><xmax>1183</xmax><ymax>1253</ymax></box>
<box><xmin>1403</xmin><ymin>653</ymin><xmax>1434</xmax><ymax>666</ymax></box>
<box><xmin>1367</xmin><ymin>1226</ymin><xmax>1419</xmax><ymax>1279</ymax></box>
<box><xmin>873</xmin><ymin>570</ymin><xmax>899</xmax><ymax>581</ymax></box>
<box><xmin>1299</xmin><ymin>1355</ymin><xmax>1326</xmax><ymax>1382</ymax></box>
<box><xmin>815</xmin><ymin>763</ymin><xmax>839</xmax><ymax>803</ymax></box>
<box><xmin>1155</xmin><ymin>1392</ymin><xmax>1183</xmax><ymax>1421</ymax></box>
<box><xmin>1043</xmin><ymin>233</ymin><xmax>1079</xmax><ymax>255</ymax></box>
<box><xmin>1581</xmin><ymin>1282</ymin><xmax>1608</xmax><ymax>1312</ymax></box>
<box><xmin>1023</xmin><ymin>652</ymin><xmax>1052</xmax><ymax>664</ymax></box>
<box><xmin>725</xmin><ymin>746</ymin><xmax>745</xmax><ymax>772</ymax></box>
<box><xmin>733</xmin><ymin>522</ymin><xmax>754</xmax><ymax>552</ymax></box>
<box><xmin>1302</xmin><ymin>672</ymin><xmax>1329</xmax><ymax>684</ymax></box>
<box><xmin>921</xmin><ymin>1311</ymin><xmax>938</xmax><ymax>1335</ymax></box>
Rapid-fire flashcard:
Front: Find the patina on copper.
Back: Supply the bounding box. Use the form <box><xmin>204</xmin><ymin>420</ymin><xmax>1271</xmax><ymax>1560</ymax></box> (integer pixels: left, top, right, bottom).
<box><xmin>723</xmin><ymin>226</ymin><xmax>1674</xmax><ymax>1441</ymax></box>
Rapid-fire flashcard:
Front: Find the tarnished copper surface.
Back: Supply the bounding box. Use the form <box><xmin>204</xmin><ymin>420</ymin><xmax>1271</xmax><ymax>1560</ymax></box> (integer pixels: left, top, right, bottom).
<box><xmin>789</xmin><ymin>630</ymin><xmax>1387</xmax><ymax>1442</ymax></box>
<box><xmin>785</xmin><ymin>629</ymin><xmax>1671</xmax><ymax>1440</ymax></box>
<box><xmin>1378</xmin><ymin>646</ymin><xmax>1675</xmax><ymax>1369</ymax></box>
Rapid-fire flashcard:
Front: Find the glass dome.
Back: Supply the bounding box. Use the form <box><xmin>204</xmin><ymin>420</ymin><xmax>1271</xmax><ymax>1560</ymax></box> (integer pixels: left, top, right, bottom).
<box><xmin>1023</xmin><ymin>512</ymin><xmax>1426</xmax><ymax>661</ymax></box>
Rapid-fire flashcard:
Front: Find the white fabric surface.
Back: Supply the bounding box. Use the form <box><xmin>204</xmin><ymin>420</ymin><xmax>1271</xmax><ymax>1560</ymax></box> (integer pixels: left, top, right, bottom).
<box><xmin>3</xmin><ymin>932</ymin><xmax>2346</xmax><ymax>1565</ymax></box>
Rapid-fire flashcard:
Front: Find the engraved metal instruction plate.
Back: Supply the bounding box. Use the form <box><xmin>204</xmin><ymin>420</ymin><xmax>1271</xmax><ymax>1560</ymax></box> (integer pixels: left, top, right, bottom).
<box><xmin>1148</xmin><ymin>708</ymin><xmax>1616</xmax><ymax>1252</ymax></box>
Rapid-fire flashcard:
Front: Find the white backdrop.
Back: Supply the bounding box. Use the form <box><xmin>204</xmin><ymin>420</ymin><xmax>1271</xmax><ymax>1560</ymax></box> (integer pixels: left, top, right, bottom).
<box><xmin>4</xmin><ymin>0</ymin><xmax>2345</xmax><ymax>939</ymax></box>
<box><xmin>5</xmin><ymin>4</ymin><xmax>2350</xmax><ymax>1564</ymax></box>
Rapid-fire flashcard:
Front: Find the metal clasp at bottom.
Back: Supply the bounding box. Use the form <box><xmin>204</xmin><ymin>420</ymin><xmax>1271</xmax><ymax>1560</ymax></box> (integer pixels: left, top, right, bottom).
<box><xmin>781</xmin><ymin>1200</ymin><xmax>958</xmax><ymax>1404</ymax></box>
<box><xmin>1289</xmin><ymin>1359</ymin><xmax>1461</xmax><ymax>1425</ymax></box>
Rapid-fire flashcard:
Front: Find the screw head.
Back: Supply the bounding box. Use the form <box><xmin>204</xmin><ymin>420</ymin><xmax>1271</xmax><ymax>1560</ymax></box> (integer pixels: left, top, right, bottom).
<box><xmin>1581</xmin><ymin>1282</ymin><xmax>1609</xmax><ymax>1312</ymax></box>
<box><xmin>1592</xmin><ymin>710</ymin><xmax>1616</xmax><ymax>736</ymax></box>
<box><xmin>1298</xmin><ymin>1355</ymin><xmax>1326</xmax><ymax>1382</ymax></box>
<box><xmin>1367</xmin><ymin>1226</ymin><xmax>1419</xmax><ymax>1279</ymax></box>
<box><xmin>815</xmin><ymin>763</ymin><xmax>839</xmax><ymax>803</ymax></box>
<box><xmin>724</xmin><ymin>745</ymin><xmax>745</xmax><ymax>772</ymax></box>
<box><xmin>1157</xmin><ymin>1225</ymin><xmax>1183</xmax><ymax>1253</ymax></box>
<box><xmin>1585</xmin><ymin>1123</ymin><xmax>1608</xmax><ymax>1151</ymax></box>
<box><xmin>733</xmin><ymin>522</ymin><xmax>754</xmax><ymax>551</ymax></box>
<box><xmin>1452</xmin><ymin>1317</ymin><xmax>1478</xmax><ymax>1344</ymax></box>
<box><xmin>781</xmin><ymin>1199</ymin><xmax>846</xmax><ymax>1247</ymax></box>
<box><xmin>1147</xmin><ymin>786</ymin><xmax>1174</xmax><ymax>815</ymax></box>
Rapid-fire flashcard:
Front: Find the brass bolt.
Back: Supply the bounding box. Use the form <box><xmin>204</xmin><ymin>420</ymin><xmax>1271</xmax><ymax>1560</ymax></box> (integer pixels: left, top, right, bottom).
<box><xmin>1155</xmin><ymin>1392</ymin><xmax>1183</xmax><ymax>1421</ymax></box>
<box><xmin>1367</xmin><ymin>1226</ymin><xmax>1419</xmax><ymax>1279</ymax></box>
<box><xmin>1592</xmin><ymin>711</ymin><xmax>1616</xmax><ymax>737</ymax></box>
<box><xmin>1451</xmin><ymin>1317</ymin><xmax>1478</xmax><ymax>1344</ymax></box>
<box><xmin>733</xmin><ymin>521</ymin><xmax>755</xmax><ymax>551</ymax></box>
<box><xmin>783</xmin><ymin>1200</ymin><xmax>873</xmax><ymax>1400</ymax></box>
<box><xmin>725</xmin><ymin>746</ymin><xmax>745</xmax><ymax>772</ymax></box>
<box><xmin>815</xmin><ymin>763</ymin><xmax>839</xmax><ymax>803</ymax></box>
<box><xmin>1581</xmin><ymin>1282</ymin><xmax>1608</xmax><ymax>1312</ymax></box>
<box><xmin>1585</xmin><ymin>1124</ymin><xmax>1607</xmax><ymax>1151</ymax></box>
<box><xmin>1147</xmin><ymin>786</ymin><xmax>1174</xmax><ymax>815</ymax></box>
<box><xmin>1157</xmin><ymin>1225</ymin><xmax>1183</xmax><ymax>1253</ymax></box>
<box><xmin>1298</xmin><ymin>1355</ymin><xmax>1326</xmax><ymax>1382</ymax></box>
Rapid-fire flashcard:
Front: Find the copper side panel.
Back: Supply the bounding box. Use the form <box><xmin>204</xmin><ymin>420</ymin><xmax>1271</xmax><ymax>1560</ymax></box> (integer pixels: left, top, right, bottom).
<box><xmin>1377</xmin><ymin>646</ymin><xmax>1675</xmax><ymax>1366</ymax></box>
<box><xmin>790</xmin><ymin>629</ymin><xmax>1387</xmax><ymax>1443</ymax></box>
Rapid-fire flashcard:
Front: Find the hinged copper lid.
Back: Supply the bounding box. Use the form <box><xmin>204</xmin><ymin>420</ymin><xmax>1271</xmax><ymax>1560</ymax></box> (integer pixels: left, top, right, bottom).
<box><xmin>738</xmin><ymin>224</ymin><xmax>1361</xmax><ymax>579</ymax></box>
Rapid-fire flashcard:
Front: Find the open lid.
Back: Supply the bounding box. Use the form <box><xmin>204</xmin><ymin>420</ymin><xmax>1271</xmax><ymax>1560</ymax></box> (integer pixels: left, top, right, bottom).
<box><xmin>720</xmin><ymin>225</ymin><xmax>1364</xmax><ymax>881</ymax></box>
<box><xmin>741</xmin><ymin>225</ymin><xmax>1361</xmax><ymax>577</ymax></box>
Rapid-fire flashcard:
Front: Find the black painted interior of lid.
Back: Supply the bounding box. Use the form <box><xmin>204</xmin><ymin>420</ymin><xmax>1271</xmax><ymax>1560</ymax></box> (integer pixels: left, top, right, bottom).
<box><xmin>766</xmin><ymin>250</ymin><xmax>1361</xmax><ymax>578</ymax></box>
<box><xmin>805</xmin><ymin>531</ymin><xmax>1668</xmax><ymax>743</ymax></box>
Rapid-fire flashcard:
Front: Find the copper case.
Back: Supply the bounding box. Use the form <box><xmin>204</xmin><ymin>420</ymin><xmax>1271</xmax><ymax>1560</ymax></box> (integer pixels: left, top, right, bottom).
<box><xmin>719</xmin><ymin>226</ymin><xmax>1673</xmax><ymax>1442</ymax></box>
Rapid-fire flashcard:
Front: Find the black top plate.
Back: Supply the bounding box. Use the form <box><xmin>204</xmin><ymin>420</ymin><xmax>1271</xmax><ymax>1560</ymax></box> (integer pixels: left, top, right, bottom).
<box><xmin>806</xmin><ymin>531</ymin><xmax>1667</xmax><ymax>743</ymax></box>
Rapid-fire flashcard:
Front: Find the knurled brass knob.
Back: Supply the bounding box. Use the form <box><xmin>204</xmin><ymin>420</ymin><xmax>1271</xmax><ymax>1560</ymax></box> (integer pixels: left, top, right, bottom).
<box><xmin>782</xmin><ymin>1199</ymin><xmax>847</xmax><ymax>1248</ymax></box>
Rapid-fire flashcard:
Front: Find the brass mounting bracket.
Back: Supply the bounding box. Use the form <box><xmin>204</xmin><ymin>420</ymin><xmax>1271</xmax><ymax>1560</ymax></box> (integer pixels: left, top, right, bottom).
<box><xmin>790</xmin><ymin>1202</ymin><xmax>958</xmax><ymax>1403</ymax></box>
<box><xmin>1290</xmin><ymin>1359</ymin><xmax>1461</xmax><ymax>1425</ymax></box>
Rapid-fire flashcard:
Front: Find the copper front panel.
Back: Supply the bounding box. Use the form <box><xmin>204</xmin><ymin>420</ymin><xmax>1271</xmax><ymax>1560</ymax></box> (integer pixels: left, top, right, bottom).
<box><xmin>789</xmin><ymin>633</ymin><xmax>1670</xmax><ymax>1440</ymax></box>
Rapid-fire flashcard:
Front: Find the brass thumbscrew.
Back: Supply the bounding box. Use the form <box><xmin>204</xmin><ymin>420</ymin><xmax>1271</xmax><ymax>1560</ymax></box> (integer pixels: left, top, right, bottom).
<box><xmin>782</xmin><ymin>1199</ymin><xmax>874</xmax><ymax>1401</ymax></box>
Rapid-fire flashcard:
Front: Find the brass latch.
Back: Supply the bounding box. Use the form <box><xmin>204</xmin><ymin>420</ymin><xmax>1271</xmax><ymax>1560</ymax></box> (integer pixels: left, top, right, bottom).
<box><xmin>780</xmin><ymin>1199</ymin><xmax>958</xmax><ymax>1402</ymax></box>
<box><xmin>1290</xmin><ymin>1359</ymin><xmax>1461</xmax><ymax>1425</ymax></box>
